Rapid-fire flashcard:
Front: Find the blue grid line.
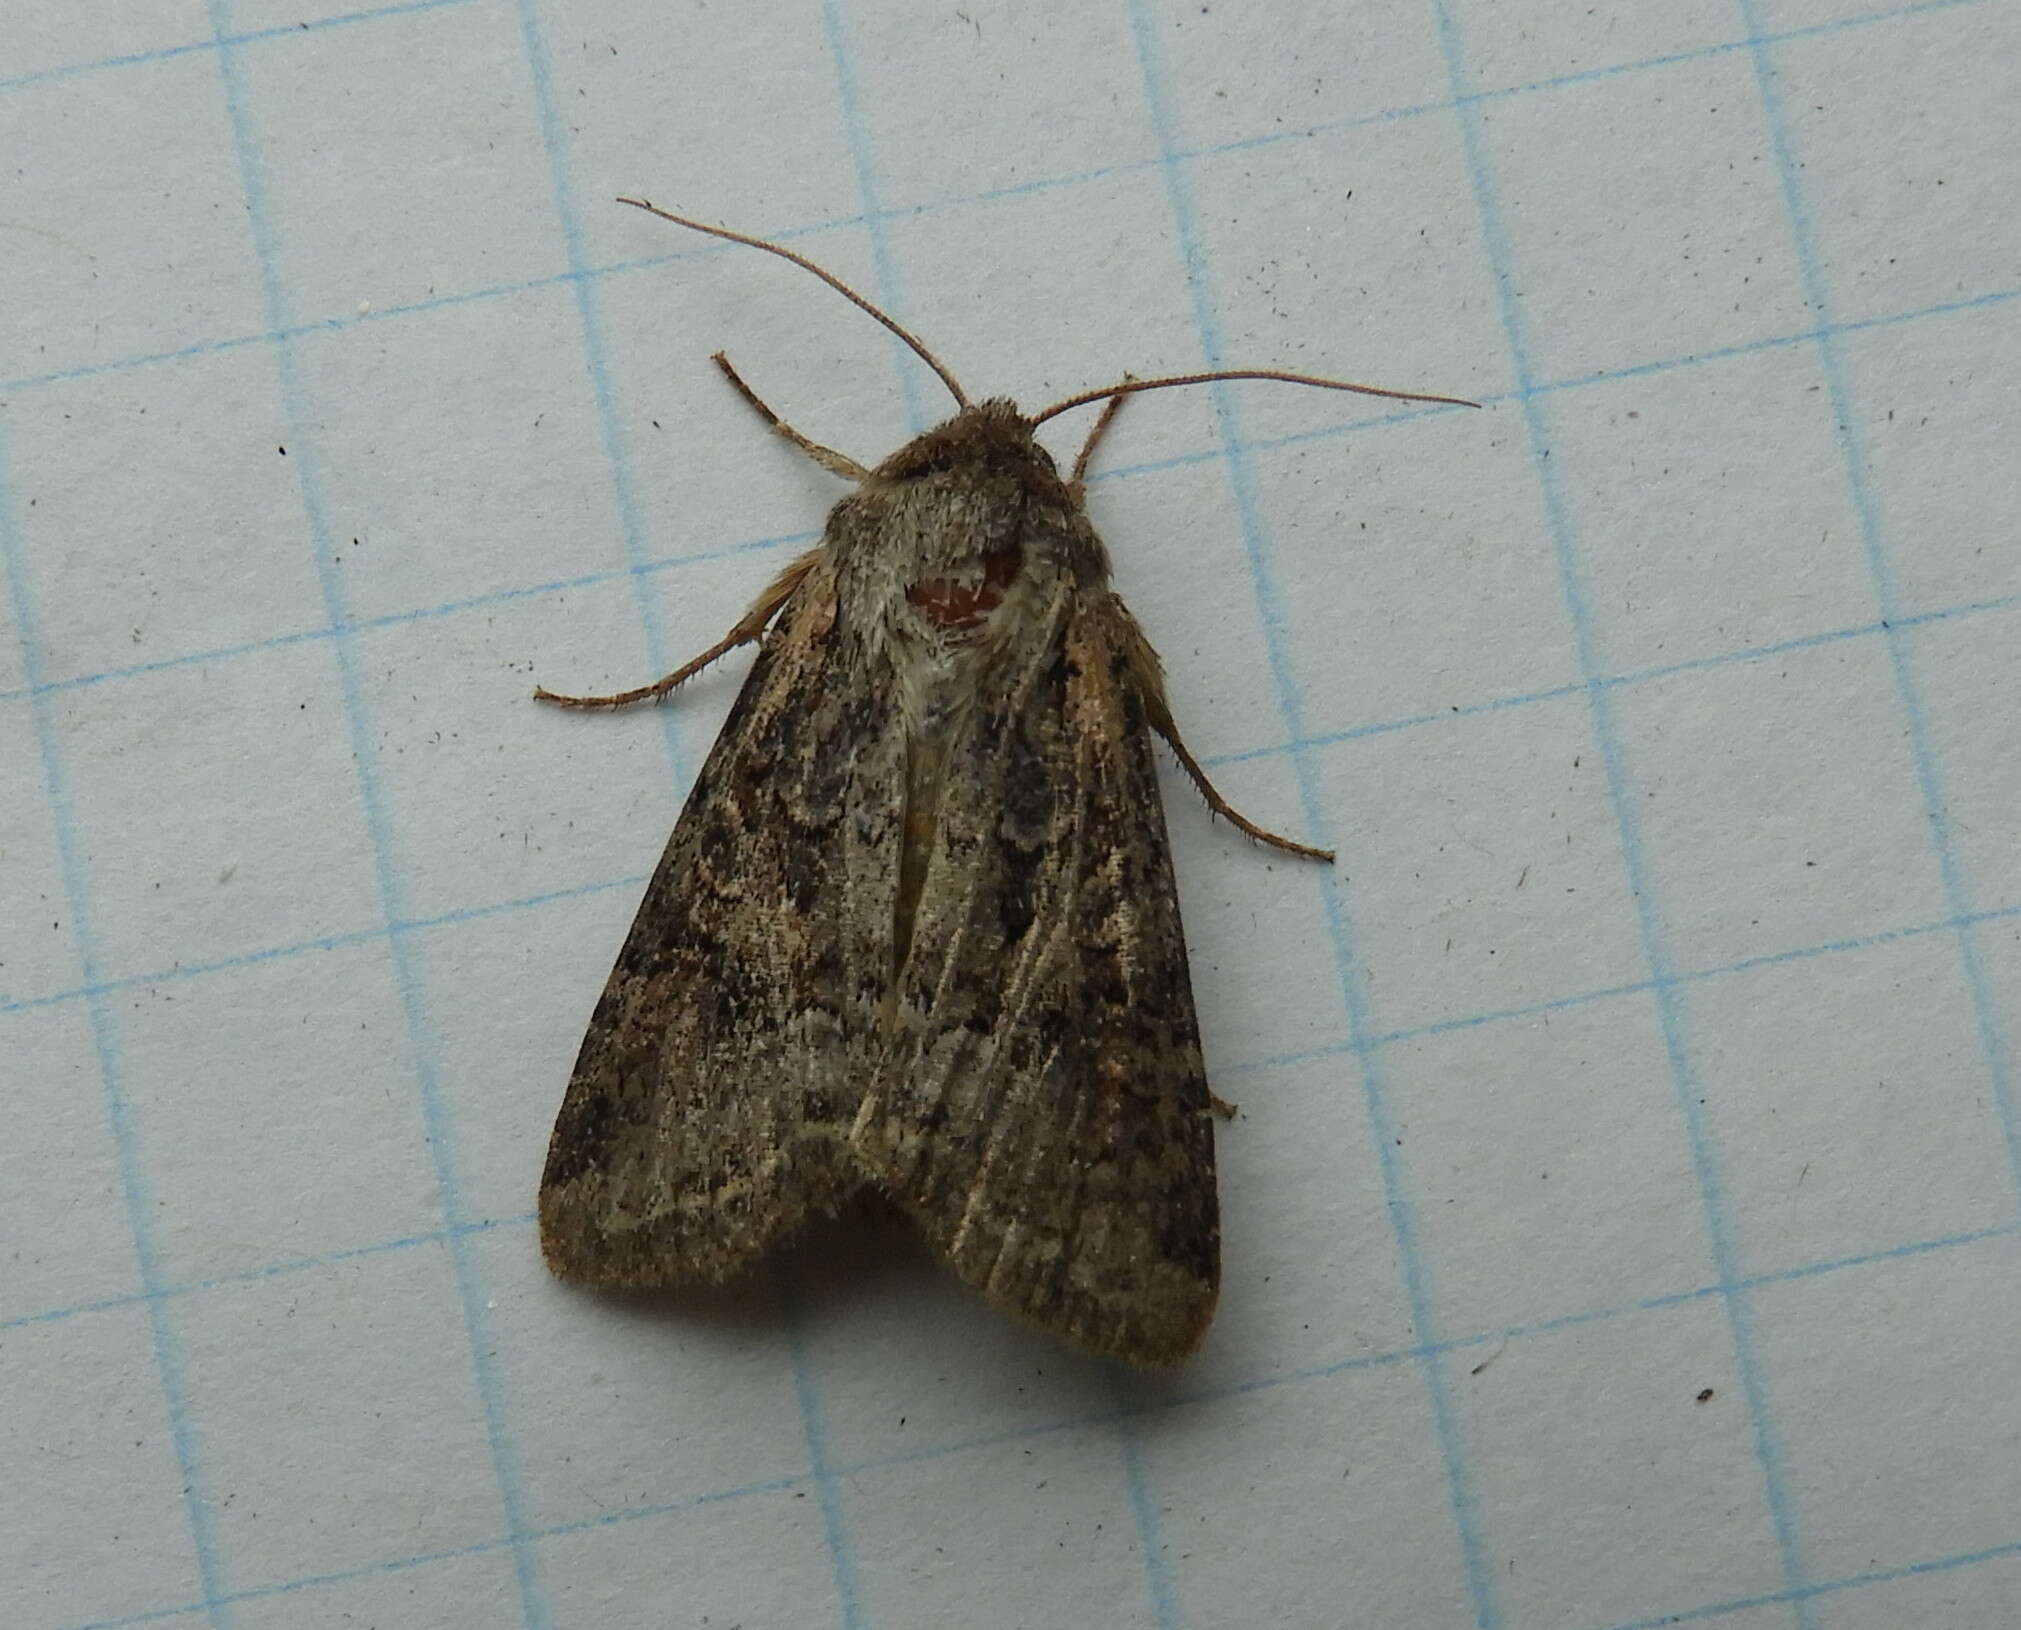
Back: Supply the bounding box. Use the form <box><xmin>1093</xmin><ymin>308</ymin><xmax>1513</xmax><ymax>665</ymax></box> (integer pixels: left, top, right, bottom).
<box><xmin>1430</xmin><ymin>0</ymin><xmax>1814</xmax><ymax>1620</ymax></box>
<box><xmin>1735</xmin><ymin>0</ymin><xmax>2020</xmax><ymax>1210</ymax></box>
<box><xmin>0</xmin><ymin>0</ymin><xmax>479</xmax><ymax>96</ymax></box>
<box><xmin>1220</xmin><ymin>896</ymin><xmax>2021</xmax><ymax>1081</ymax></box>
<box><xmin>1376</xmin><ymin>896</ymin><xmax>2021</xmax><ymax>1049</ymax></box>
<box><xmin>819</xmin><ymin>0</ymin><xmax>934</xmax><ymax>435</ymax></box>
<box><xmin>5</xmin><ymin>847</ymin><xmax>2011</xmax><ymax>1404</ymax></box>
<box><xmin>1248</xmin><ymin>0</ymin><xmax>1990</xmax><ymax>131</ymax></box>
<box><xmin>0</xmin><ymin>524</ymin><xmax>823</xmax><ymax>710</ymax></box>
<box><xmin>11</xmin><ymin>163</ymin><xmax>2010</xmax><ymax>415</ymax></box>
<box><xmin>2</xmin><ymin>581</ymin><xmax>2011</xmax><ymax>1035</ymax></box>
<box><xmin>1112</xmin><ymin>1391</ymin><xmax>1183</xmax><ymax>1629</ymax></box>
<box><xmin>63</xmin><ymin>1470</ymin><xmax>809</xmax><ymax>1630</ymax></box>
<box><xmin>777</xmin><ymin>7</ymin><xmax>959</xmax><ymax>1622</ymax></box>
<box><xmin>55</xmin><ymin>1202</ymin><xmax>2021</xmax><ymax>1630</ymax></box>
<box><xmin>3</xmin><ymin>527</ymin><xmax>2012</xmax><ymax>823</ymax></box>
<box><xmin>1124</xmin><ymin>4</ymin><xmax>1494</xmax><ymax>1625</ymax></box>
<box><xmin>507</xmin><ymin>0</ymin><xmax>693</xmax><ymax>786</ymax></box>
<box><xmin>7</xmin><ymin>872</ymin><xmax>2012</xmax><ymax>1341</ymax></box>
<box><xmin>0</xmin><ymin>454</ymin><xmax>231</xmax><ymax>1615</ymax></box>
<box><xmin>8</xmin><ymin>10</ymin><xmax>2009</xmax><ymax>410</ymax></box>
<box><xmin>5</xmin><ymin>255</ymin><xmax>2008</xmax><ymax>739</ymax></box>
<box><xmin>0</xmin><ymin>874</ymin><xmax>645</xmax><ymax>1020</ymax></box>
<box><xmin>200</xmin><ymin>2</ymin><xmax>547</xmax><ymax>1621</ymax></box>
<box><xmin>70</xmin><ymin>1485</ymin><xmax>2021</xmax><ymax>1630</ymax></box>
<box><xmin>66</xmin><ymin>1177</ymin><xmax>2004</xmax><ymax>1358</ymax></box>
<box><xmin>6</xmin><ymin>0</ymin><xmax>1986</xmax><ymax>182</ymax></box>
<box><xmin>6</xmin><ymin>229</ymin><xmax>2009</xmax><ymax>501</ymax></box>
<box><xmin>7</xmin><ymin>12</ymin><xmax>2004</xmax><ymax>1630</ymax></box>
<box><xmin>1593</xmin><ymin>1531</ymin><xmax>2021</xmax><ymax>1630</ymax></box>
<box><xmin>1215</xmin><ymin>590</ymin><xmax>2021</xmax><ymax>770</ymax></box>
<box><xmin>1526</xmin><ymin>283</ymin><xmax>2020</xmax><ymax>402</ymax></box>
<box><xmin>0</xmin><ymin>1215</ymin><xmax>529</xmax><ymax>1337</ymax></box>
<box><xmin>7</xmin><ymin>841</ymin><xmax>2011</xmax><ymax>1120</ymax></box>
<box><xmin>1</xmin><ymin>453</ymin><xmax>2011</xmax><ymax>785</ymax></box>
<box><xmin>22</xmin><ymin>1072</ymin><xmax>2017</xmax><ymax>1630</ymax></box>
<box><xmin>1163</xmin><ymin>1220</ymin><xmax>2021</xmax><ymax>1417</ymax></box>
<box><xmin>772</xmin><ymin>1263</ymin><xmax>866</xmax><ymax>1630</ymax></box>
<box><xmin>1076</xmin><ymin>253</ymin><xmax>2016</xmax><ymax>461</ymax></box>
<box><xmin>11</xmin><ymin>197</ymin><xmax>2004</xmax><ymax>1630</ymax></box>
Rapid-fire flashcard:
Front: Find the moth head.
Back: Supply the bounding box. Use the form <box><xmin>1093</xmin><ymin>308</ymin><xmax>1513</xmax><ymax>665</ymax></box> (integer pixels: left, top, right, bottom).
<box><xmin>870</xmin><ymin>400</ymin><xmax>1059</xmax><ymax>489</ymax></box>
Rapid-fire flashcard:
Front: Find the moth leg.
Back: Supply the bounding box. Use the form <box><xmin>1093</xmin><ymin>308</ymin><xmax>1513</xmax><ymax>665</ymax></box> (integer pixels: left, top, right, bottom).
<box><xmin>1068</xmin><ymin>374</ymin><xmax>1133</xmax><ymax>499</ymax></box>
<box><xmin>534</xmin><ymin>546</ymin><xmax>823</xmax><ymax>710</ymax></box>
<box><xmin>1157</xmin><ymin>715</ymin><xmax>1336</xmax><ymax>863</ymax></box>
<box><xmin>1109</xmin><ymin>598</ymin><xmax>1336</xmax><ymax>864</ymax></box>
<box><xmin>1209</xmin><ymin>1092</ymin><xmax>1239</xmax><ymax>1120</ymax></box>
<box><xmin>712</xmin><ymin>352</ymin><xmax>870</xmax><ymax>482</ymax></box>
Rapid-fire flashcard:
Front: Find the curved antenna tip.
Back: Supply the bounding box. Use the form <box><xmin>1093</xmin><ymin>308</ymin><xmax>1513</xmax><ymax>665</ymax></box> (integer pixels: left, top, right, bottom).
<box><xmin>615</xmin><ymin>198</ymin><xmax>969</xmax><ymax>410</ymax></box>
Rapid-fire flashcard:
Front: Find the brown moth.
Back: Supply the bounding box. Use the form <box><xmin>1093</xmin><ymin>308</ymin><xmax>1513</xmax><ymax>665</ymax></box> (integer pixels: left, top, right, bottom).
<box><xmin>535</xmin><ymin>201</ymin><xmax>1473</xmax><ymax>1366</ymax></box>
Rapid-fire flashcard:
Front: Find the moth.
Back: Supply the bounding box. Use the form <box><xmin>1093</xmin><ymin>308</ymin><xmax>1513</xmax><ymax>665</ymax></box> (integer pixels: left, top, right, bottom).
<box><xmin>536</xmin><ymin>200</ymin><xmax>1471</xmax><ymax>1366</ymax></box>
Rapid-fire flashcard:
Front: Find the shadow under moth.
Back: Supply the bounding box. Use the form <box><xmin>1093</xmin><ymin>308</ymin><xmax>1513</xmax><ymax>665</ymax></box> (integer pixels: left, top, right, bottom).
<box><xmin>535</xmin><ymin>200</ymin><xmax>1472</xmax><ymax>1366</ymax></box>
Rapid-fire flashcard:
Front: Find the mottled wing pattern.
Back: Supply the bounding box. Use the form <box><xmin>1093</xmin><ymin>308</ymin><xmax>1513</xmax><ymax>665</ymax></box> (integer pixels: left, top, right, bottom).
<box><xmin>540</xmin><ymin>565</ymin><xmax>905</xmax><ymax>1285</ymax></box>
<box><xmin>853</xmin><ymin>590</ymin><xmax>1218</xmax><ymax>1365</ymax></box>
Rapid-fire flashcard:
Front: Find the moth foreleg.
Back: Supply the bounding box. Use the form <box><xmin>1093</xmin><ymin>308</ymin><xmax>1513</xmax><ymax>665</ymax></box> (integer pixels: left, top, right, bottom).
<box><xmin>533</xmin><ymin>546</ymin><xmax>824</xmax><ymax>711</ymax></box>
<box><xmin>1108</xmin><ymin>597</ymin><xmax>1337</xmax><ymax>864</ymax></box>
<box><xmin>1155</xmin><ymin>711</ymin><xmax>1336</xmax><ymax>863</ymax></box>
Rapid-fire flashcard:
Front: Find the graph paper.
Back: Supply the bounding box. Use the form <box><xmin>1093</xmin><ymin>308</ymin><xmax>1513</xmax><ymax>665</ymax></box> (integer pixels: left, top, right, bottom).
<box><xmin>3</xmin><ymin>2</ymin><xmax>2016</xmax><ymax>1627</ymax></box>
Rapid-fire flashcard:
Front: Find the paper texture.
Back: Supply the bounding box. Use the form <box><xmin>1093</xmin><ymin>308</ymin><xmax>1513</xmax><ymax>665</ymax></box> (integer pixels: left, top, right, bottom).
<box><xmin>4</xmin><ymin>2</ymin><xmax>2017</xmax><ymax>1627</ymax></box>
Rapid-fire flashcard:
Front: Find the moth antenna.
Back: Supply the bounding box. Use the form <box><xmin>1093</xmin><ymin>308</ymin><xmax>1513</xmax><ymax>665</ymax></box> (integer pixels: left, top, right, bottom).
<box><xmin>617</xmin><ymin>197</ymin><xmax>970</xmax><ymax>410</ymax></box>
<box><xmin>1030</xmin><ymin>369</ymin><xmax>1479</xmax><ymax>427</ymax></box>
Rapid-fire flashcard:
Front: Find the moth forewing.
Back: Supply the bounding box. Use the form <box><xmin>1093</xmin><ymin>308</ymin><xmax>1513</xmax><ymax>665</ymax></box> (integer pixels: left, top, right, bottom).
<box><xmin>536</xmin><ymin>203</ymin><xmax>1473</xmax><ymax>1366</ymax></box>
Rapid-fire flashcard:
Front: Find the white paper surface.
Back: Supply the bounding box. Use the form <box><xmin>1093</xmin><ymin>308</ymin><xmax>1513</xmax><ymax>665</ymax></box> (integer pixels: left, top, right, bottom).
<box><xmin>4</xmin><ymin>3</ymin><xmax>2018</xmax><ymax>1628</ymax></box>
